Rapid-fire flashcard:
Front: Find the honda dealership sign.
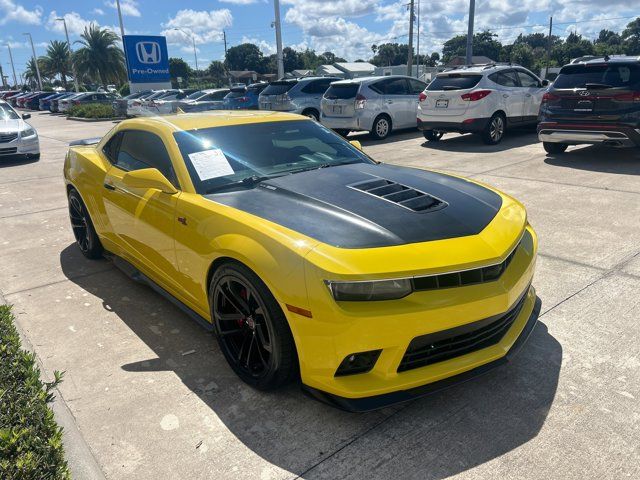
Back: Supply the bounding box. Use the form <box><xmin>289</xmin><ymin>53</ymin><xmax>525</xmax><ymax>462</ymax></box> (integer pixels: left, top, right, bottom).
<box><xmin>123</xmin><ymin>35</ymin><xmax>171</xmax><ymax>92</ymax></box>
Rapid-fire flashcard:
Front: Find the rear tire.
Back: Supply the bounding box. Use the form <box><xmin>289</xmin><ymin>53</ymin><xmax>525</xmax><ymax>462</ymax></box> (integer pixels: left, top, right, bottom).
<box><xmin>481</xmin><ymin>112</ymin><xmax>506</xmax><ymax>145</ymax></box>
<box><xmin>68</xmin><ymin>189</ymin><xmax>103</xmax><ymax>259</ymax></box>
<box><xmin>371</xmin><ymin>115</ymin><xmax>391</xmax><ymax>140</ymax></box>
<box><xmin>302</xmin><ymin>108</ymin><xmax>319</xmax><ymax>121</ymax></box>
<box><xmin>209</xmin><ymin>261</ymin><xmax>298</xmax><ymax>391</ymax></box>
<box><xmin>543</xmin><ymin>142</ymin><xmax>568</xmax><ymax>154</ymax></box>
<box><xmin>423</xmin><ymin>130</ymin><xmax>444</xmax><ymax>142</ymax></box>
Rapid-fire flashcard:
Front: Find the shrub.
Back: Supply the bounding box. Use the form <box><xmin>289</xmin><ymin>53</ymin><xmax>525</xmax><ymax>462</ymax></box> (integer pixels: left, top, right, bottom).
<box><xmin>118</xmin><ymin>83</ymin><xmax>130</xmax><ymax>96</ymax></box>
<box><xmin>0</xmin><ymin>305</ymin><xmax>70</xmax><ymax>479</ymax></box>
<box><xmin>67</xmin><ymin>103</ymin><xmax>115</xmax><ymax>119</ymax></box>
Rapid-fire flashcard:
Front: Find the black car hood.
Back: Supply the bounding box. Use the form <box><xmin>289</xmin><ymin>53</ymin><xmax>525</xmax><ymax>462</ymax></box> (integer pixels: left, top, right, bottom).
<box><xmin>204</xmin><ymin>163</ymin><xmax>502</xmax><ymax>248</ymax></box>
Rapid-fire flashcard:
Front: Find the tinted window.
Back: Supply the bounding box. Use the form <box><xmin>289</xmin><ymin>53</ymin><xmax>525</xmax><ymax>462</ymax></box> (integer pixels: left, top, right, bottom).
<box><xmin>408</xmin><ymin>78</ymin><xmax>428</xmax><ymax>94</ymax></box>
<box><xmin>301</xmin><ymin>79</ymin><xmax>333</xmax><ymax>94</ymax></box>
<box><xmin>227</xmin><ymin>90</ymin><xmax>247</xmax><ymax>98</ymax></box>
<box><xmin>489</xmin><ymin>71</ymin><xmax>519</xmax><ymax>87</ymax></box>
<box><xmin>211</xmin><ymin>90</ymin><xmax>229</xmax><ymax>100</ymax></box>
<box><xmin>554</xmin><ymin>64</ymin><xmax>640</xmax><ymax>89</ymax></box>
<box><xmin>173</xmin><ymin>120</ymin><xmax>373</xmax><ymax>194</ymax></box>
<box><xmin>248</xmin><ymin>84</ymin><xmax>267</xmax><ymax>94</ymax></box>
<box><xmin>375</xmin><ymin>78</ymin><xmax>409</xmax><ymax>95</ymax></box>
<box><xmin>262</xmin><ymin>81</ymin><xmax>297</xmax><ymax>95</ymax></box>
<box><xmin>102</xmin><ymin>132</ymin><xmax>122</xmax><ymax>163</ymax></box>
<box><xmin>113</xmin><ymin>131</ymin><xmax>178</xmax><ymax>186</ymax></box>
<box><xmin>324</xmin><ymin>84</ymin><xmax>359</xmax><ymax>99</ymax></box>
<box><xmin>427</xmin><ymin>74</ymin><xmax>482</xmax><ymax>91</ymax></box>
<box><xmin>186</xmin><ymin>90</ymin><xmax>204</xmax><ymax>100</ymax></box>
<box><xmin>517</xmin><ymin>70</ymin><xmax>540</xmax><ymax>87</ymax></box>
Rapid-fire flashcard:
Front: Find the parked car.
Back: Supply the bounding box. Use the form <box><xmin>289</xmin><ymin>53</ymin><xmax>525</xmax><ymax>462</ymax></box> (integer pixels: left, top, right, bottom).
<box><xmin>144</xmin><ymin>89</ymin><xmax>199</xmax><ymax>115</ymax></box>
<box><xmin>0</xmin><ymin>90</ymin><xmax>21</xmax><ymax>100</ymax></box>
<box><xmin>17</xmin><ymin>92</ymin><xmax>41</xmax><ymax>108</ymax></box>
<box><xmin>538</xmin><ymin>55</ymin><xmax>640</xmax><ymax>153</ymax></box>
<box><xmin>25</xmin><ymin>92</ymin><xmax>55</xmax><ymax>110</ymax></box>
<box><xmin>59</xmin><ymin>93</ymin><xmax>90</xmax><ymax>113</ymax></box>
<box><xmin>0</xmin><ymin>100</ymin><xmax>39</xmax><ymax>160</ymax></box>
<box><xmin>174</xmin><ymin>88</ymin><xmax>230</xmax><ymax>113</ymax></box>
<box><xmin>223</xmin><ymin>83</ymin><xmax>268</xmax><ymax>110</ymax></box>
<box><xmin>112</xmin><ymin>90</ymin><xmax>153</xmax><ymax>117</ymax></box>
<box><xmin>7</xmin><ymin>92</ymin><xmax>30</xmax><ymax>107</ymax></box>
<box><xmin>417</xmin><ymin>64</ymin><xmax>548</xmax><ymax>145</ymax></box>
<box><xmin>127</xmin><ymin>89</ymin><xmax>178</xmax><ymax>116</ymax></box>
<box><xmin>259</xmin><ymin>77</ymin><xmax>341</xmax><ymax>120</ymax></box>
<box><xmin>50</xmin><ymin>93</ymin><xmax>78</xmax><ymax>113</ymax></box>
<box><xmin>320</xmin><ymin>75</ymin><xmax>428</xmax><ymax>140</ymax></box>
<box><xmin>39</xmin><ymin>92</ymin><xmax>69</xmax><ymax>111</ymax></box>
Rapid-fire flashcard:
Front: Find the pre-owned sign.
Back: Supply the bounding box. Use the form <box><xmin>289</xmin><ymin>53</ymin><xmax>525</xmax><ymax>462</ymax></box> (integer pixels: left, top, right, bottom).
<box><xmin>123</xmin><ymin>35</ymin><xmax>170</xmax><ymax>84</ymax></box>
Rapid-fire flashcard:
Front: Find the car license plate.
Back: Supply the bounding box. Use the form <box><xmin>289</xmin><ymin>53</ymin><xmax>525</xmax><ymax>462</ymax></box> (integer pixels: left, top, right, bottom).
<box><xmin>333</xmin><ymin>105</ymin><xmax>343</xmax><ymax>114</ymax></box>
<box><xmin>435</xmin><ymin>99</ymin><xmax>449</xmax><ymax>108</ymax></box>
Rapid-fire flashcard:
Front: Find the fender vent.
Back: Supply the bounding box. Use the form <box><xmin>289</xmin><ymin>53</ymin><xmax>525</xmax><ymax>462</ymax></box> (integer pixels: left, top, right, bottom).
<box><xmin>348</xmin><ymin>178</ymin><xmax>447</xmax><ymax>213</ymax></box>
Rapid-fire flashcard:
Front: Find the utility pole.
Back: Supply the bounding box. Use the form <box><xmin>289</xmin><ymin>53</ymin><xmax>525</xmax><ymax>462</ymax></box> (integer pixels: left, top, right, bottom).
<box><xmin>416</xmin><ymin>0</ymin><xmax>420</xmax><ymax>78</ymax></box>
<box><xmin>23</xmin><ymin>33</ymin><xmax>42</xmax><ymax>90</ymax></box>
<box><xmin>56</xmin><ymin>18</ymin><xmax>79</xmax><ymax>92</ymax></box>
<box><xmin>115</xmin><ymin>0</ymin><xmax>125</xmax><ymax>39</ymax></box>
<box><xmin>0</xmin><ymin>65</ymin><xmax>5</xmax><ymax>88</ymax></box>
<box><xmin>273</xmin><ymin>0</ymin><xmax>284</xmax><ymax>79</ymax></box>
<box><xmin>223</xmin><ymin>30</ymin><xmax>227</xmax><ymax>57</ymax></box>
<box><xmin>545</xmin><ymin>16</ymin><xmax>553</xmax><ymax>79</ymax></box>
<box><xmin>465</xmin><ymin>0</ymin><xmax>475</xmax><ymax>65</ymax></box>
<box><xmin>5</xmin><ymin>44</ymin><xmax>17</xmax><ymax>87</ymax></box>
<box><xmin>174</xmin><ymin>28</ymin><xmax>199</xmax><ymax>87</ymax></box>
<box><xmin>407</xmin><ymin>0</ymin><xmax>415</xmax><ymax>76</ymax></box>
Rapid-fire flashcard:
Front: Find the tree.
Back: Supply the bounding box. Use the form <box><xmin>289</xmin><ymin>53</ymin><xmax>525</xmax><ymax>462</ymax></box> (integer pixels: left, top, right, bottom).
<box><xmin>224</xmin><ymin>43</ymin><xmax>265</xmax><ymax>72</ymax></box>
<box><xmin>41</xmin><ymin>41</ymin><xmax>72</xmax><ymax>89</ymax></box>
<box><xmin>73</xmin><ymin>24</ymin><xmax>126</xmax><ymax>86</ymax></box>
<box><xmin>622</xmin><ymin>17</ymin><xmax>640</xmax><ymax>54</ymax></box>
<box><xmin>370</xmin><ymin>43</ymin><xmax>411</xmax><ymax>66</ymax></box>
<box><xmin>442</xmin><ymin>31</ymin><xmax>501</xmax><ymax>64</ymax></box>
<box><xmin>169</xmin><ymin>57</ymin><xmax>192</xmax><ymax>85</ymax></box>
<box><xmin>594</xmin><ymin>29</ymin><xmax>623</xmax><ymax>56</ymax></box>
<box><xmin>24</xmin><ymin>57</ymin><xmax>47</xmax><ymax>87</ymax></box>
<box><xmin>206</xmin><ymin>60</ymin><xmax>227</xmax><ymax>87</ymax></box>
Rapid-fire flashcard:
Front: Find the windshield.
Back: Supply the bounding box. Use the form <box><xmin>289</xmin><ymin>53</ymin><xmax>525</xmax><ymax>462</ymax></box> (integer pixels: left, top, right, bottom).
<box><xmin>554</xmin><ymin>64</ymin><xmax>640</xmax><ymax>89</ymax></box>
<box><xmin>262</xmin><ymin>81</ymin><xmax>296</xmax><ymax>96</ymax></box>
<box><xmin>0</xmin><ymin>103</ymin><xmax>19</xmax><ymax>120</ymax></box>
<box><xmin>186</xmin><ymin>90</ymin><xmax>205</xmax><ymax>100</ymax></box>
<box><xmin>427</xmin><ymin>74</ymin><xmax>482</xmax><ymax>91</ymax></box>
<box><xmin>173</xmin><ymin>120</ymin><xmax>374</xmax><ymax>194</ymax></box>
<box><xmin>227</xmin><ymin>90</ymin><xmax>247</xmax><ymax>98</ymax></box>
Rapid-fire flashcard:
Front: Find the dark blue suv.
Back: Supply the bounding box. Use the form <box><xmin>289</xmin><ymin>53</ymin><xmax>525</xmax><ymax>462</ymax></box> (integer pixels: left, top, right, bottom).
<box><xmin>538</xmin><ymin>56</ymin><xmax>640</xmax><ymax>154</ymax></box>
<box><xmin>223</xmin><ymin>83</ymin><xmax>268</xmax><ymax>110</ymax></box>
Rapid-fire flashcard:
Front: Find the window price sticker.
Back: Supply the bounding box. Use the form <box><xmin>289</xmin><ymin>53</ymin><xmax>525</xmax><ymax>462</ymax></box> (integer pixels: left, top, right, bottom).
<box><xmin>188</xmin><ymin>148</ymin><xmax>235</xmax><ymax>180</ymax></box>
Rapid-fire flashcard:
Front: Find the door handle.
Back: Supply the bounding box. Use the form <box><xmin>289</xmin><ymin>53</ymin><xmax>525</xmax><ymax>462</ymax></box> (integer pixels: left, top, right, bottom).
<box><xmin>525</xmin><ymin>93</ymin><xmax>532</xmax><ymax>97</ymax></box>
<box><xmin>103</xmin><ymin>182</ymin><xmax>116</xmax><ymax>191</ymax></box>
<box><xmin>386</xmin><ymin>100</ymin><xmax>394</xmax><ymax>104</ymax></box>
<box><xmin>503</xmin><ymin>94</ymin><xmax>509</xmax><ymax>98</ymax></box>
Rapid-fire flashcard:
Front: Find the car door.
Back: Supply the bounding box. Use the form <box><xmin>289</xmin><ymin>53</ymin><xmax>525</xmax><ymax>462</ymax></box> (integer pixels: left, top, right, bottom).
<box><xmin>515</xmin><ymin>69</ymin><xmax>545</xmax><ymax>123</ymax></box>
<box><xmin>488</xmin><ymin>69</ymin><xmax>525</xmax><ymax>123</ymax></box>
<box><xmin>101</xmin><ymin>129</ymin><xmax>182</xmax><ymax>290</ymax></box>
<box><xmin>379</xmin><ymin>78</ymin><xmax>413</xmax><ymax>128</ymax></box>
<box><xmin>407</xmin><ymin>78</ymin><xmax>428</xmax><ymax>124</ymax></box>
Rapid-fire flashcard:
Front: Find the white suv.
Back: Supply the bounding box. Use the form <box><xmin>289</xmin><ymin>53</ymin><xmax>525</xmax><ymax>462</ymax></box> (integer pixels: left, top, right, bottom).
<box><xmin>417</xmin><ymin>64</ymin><xmax>549</xmax><ymax>144</ymax></box>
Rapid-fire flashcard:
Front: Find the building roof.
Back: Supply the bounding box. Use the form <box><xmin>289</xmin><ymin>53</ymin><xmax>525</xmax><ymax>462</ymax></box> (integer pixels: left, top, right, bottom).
<box><xmin>228</xmin><ymin>70</ymin><xmax>258</xmax><ymax>78</ymax></box>
<box><xmin>317</xmin><ymin>64</ymin><xmax>343</xmax><ymax>74</ymax></box>
<box><xmin>334</xmin><ymin>62</ymin><xmax>376</xmax><ymax>73</ymax></box>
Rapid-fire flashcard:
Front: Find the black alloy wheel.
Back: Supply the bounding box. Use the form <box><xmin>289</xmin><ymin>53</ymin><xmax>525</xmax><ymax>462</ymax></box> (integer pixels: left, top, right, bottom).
<box><xmin>68</xmin><ymin>189</ymin><xmax>103</xmax><ymax>259</ymax></box>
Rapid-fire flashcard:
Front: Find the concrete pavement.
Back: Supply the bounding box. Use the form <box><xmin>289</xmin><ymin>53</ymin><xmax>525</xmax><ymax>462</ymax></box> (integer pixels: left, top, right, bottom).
<box><xmin>1</xmin><ymin>112</ymin><xmax>638</xmax><ymax>479</ymax></box>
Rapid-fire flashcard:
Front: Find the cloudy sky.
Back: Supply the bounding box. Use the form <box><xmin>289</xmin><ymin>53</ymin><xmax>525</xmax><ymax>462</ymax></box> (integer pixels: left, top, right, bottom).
<box><xmin>0</xmin><ymin>0</ymin><xmax>637</xmax><ymax>77</ymax></box>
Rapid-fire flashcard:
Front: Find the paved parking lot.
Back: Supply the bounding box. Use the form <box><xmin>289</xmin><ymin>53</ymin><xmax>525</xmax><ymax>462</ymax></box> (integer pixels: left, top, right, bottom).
<box><xmin>1</xmin><ymin>111</ymin><xmax>638</xmax><ymax>479</ymax></box>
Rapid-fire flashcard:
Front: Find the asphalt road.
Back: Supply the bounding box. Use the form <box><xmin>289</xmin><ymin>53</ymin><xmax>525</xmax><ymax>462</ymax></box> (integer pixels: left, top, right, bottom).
<box><xmin>1</xmin><ymin>112</ymin><xmax>638</xmax><ymax>479</ymax></box>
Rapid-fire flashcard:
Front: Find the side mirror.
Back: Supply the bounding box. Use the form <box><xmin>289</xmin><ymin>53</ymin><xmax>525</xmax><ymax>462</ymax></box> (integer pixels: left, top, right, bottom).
<box><xmin>541</xmin><ymin>79</ymin><xmax>550</xmax><ymax>87</ymax></box>
<box><xmin>122</xmin><ymin>168</ymin><xmax>177</xmax><ymax>194</ymax></box>
<box><xmin>349</xmin><ymin>140</ymin><xmax>363</xmax><ymax>150</ymax></box>
<box><xmin>22</xmin><ymin>113</ymin><xmax>31</xmax><ymax>119</ymax></box>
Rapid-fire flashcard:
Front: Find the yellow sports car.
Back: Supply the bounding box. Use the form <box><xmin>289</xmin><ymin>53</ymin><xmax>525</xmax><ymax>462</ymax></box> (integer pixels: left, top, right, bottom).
<box><xmin>64</xmin><ymin>111</ymin><xmax>539</xmax><ymax>411</ymax></box>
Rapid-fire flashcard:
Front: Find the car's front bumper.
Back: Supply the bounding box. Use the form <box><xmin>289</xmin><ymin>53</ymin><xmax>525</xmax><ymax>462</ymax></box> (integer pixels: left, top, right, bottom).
<box><xmin>0</xmin><ymin>136</ymin><xmax>39</xmax><ymax>159</ymax></box>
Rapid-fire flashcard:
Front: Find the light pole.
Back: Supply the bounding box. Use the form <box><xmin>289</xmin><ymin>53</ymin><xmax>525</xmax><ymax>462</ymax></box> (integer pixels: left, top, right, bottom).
<box><xmin>23</xmin><ymin>32</ymin><xmax>42</xmax><ymax>90</ymax></box>
<box><xmin>56</xmin><ymin>18</ymin><xmax>80</xmax><ymax>92</ymax></box>
<box><xmin>465</xmin><ymin>0</ymin><xmax>476</xmax><ymax>65</ymax></box>
<box><xmin>5</xmin><ymin>44</ymin><xmax>17</xmax><ymax>87</ymax></box>
<box><xmin>174</xmin><ymin>27</ymin><xmax>199</xmax><ymax>87</ymax></box>
<box><xmin>273</xmin><ymin>0</ymin><xmax>284</xmax><ymax>79</ymax></box>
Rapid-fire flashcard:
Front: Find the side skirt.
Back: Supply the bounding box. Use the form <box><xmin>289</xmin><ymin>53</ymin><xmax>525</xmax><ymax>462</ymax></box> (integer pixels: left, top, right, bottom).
<box><xmin>105</xmin><ymin>252</ymin><xmax>214</xmax><ymax>332</ymax></box>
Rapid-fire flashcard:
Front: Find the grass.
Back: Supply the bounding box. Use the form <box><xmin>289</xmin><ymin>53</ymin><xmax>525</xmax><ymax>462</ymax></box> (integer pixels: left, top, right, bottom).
<box><xmin>66</xmin><ymin>102</ymin><xmax>116</xmax><ymax>119</ymax></box>
<box><xmin>0</xmin><ymin>305</ymin><xmax>70</xmax><ymax>480</ymax></box>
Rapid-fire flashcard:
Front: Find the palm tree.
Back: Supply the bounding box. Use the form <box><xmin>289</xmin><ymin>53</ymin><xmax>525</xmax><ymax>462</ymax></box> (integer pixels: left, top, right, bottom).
<box><xmin>73</xmin><ymin>24</ymin><xmax>126</xmax><ymax>86</ymax></box>
<box><xmin>24</xmin><ymin>57</ymin><xmax>48</xmax><ymax>88</ymax></box>
<box><xmin>41</xmin><ymin>40</ymin><xmax>72</xmax><ymax>89</ymax></box>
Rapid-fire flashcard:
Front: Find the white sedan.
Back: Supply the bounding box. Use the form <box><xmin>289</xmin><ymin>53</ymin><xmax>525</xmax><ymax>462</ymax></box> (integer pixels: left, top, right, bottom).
<box><xmin>0</xmin><ymin>100</ymin><xmax>39</xmax><ymax>161</ymax></box>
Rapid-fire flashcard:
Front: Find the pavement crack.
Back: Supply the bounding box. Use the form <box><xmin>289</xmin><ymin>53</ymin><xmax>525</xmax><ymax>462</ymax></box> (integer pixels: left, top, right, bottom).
<box><xmin>0</xmin><ymin>206</ymin><xmax>67</xmax><ymax>220</ymax></box>
<box><xmin>4</xmin><ymin>267</ymin><xmax>114</xmax><ymax>297</ymax></box>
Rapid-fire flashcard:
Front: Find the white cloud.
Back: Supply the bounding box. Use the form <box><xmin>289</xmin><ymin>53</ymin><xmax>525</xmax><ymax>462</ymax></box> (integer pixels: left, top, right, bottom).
<box><xmin>161</xmin><ymin>9</ymin><xmax>233</xmax><ymax>45</ymax></box>
<box><xmin>241</xmin><ymin>36</ymin><xmax>276</xmax><ymax>55</ymax></box>
<box><xmin>105</xmin><ymin>0</ymin><xmax>140</xmax><ymax>18</ymax></box>
<box><xmin>0</xmin><ymin>0</ymin><xmax>42</xmax><ymax>25</ymax></box>
<box><xmin>220</xmin><ymin>0</ymin><xmax>264</xmax><ymax>4</ymax></box>
<box><xmin>46</xmin><ymin>11</ymin><xmax>97</xmax><ymax>36</ymax></box>
<box><xmin>93</xmin><ymin>8</ymin><xmax>105</xmax><ymax>15</ymax></box>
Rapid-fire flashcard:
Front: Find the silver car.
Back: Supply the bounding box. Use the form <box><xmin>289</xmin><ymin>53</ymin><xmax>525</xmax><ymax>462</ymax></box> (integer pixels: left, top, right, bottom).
<box><xmin>174</xmin><ymin>88</ymin><xmax>230</xmax><ymax>113</ymax></box>
<box><xmin>320</xmin><ymin>75</ymin><xmax>427</xmax><ymax>139</ymax></box>
<box><xmin>0</xmin><ymin>101</ymin><xmax>40</xmax><ymax>161</ymax></box>
<box><xmin>258</xmin><ymin>77</ymin><xmax>341</xmax><ymax>120</ymax></box>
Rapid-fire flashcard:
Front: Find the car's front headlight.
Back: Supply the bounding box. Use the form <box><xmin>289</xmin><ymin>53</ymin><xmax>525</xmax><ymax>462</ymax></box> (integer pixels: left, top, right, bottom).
<box><xmin>326</xmin><ymin>278</ymin><xmax>412</xmax><ymax>301</ymax></box>
<box><xmin>21</xmin><ymin>127</ymin><xmax>36</xmax><ymax>138</ymax></box>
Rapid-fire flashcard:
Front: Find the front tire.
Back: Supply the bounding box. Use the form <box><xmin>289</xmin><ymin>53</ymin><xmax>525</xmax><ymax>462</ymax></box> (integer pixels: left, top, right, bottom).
<box><xmin>543</xmin><ymin>142</ymin><xmax>568</xmax><ymax>154</ymax></box>
<box><xmin>371</xmin><ymin>115</ymin><xmax>391</xmax><ymax>140</ymax></box>
<box><xmin>209</xmin><ymin>261</ymin><xmax>297</xmax><ymax>390</ymax></box>
<box><xmin>481</xmin><ymin>112</ymin><xmax>506</xmax><ymax>145</ymax></box>
<box><xmin>423</xmin><ymin>130</ymin><xmax>443</xmax><ymax>142</ymax></box>
<box><xmin>68</xmin><ymin>189</ymin><xmax>103</xmax><ymax>259</ymax></box>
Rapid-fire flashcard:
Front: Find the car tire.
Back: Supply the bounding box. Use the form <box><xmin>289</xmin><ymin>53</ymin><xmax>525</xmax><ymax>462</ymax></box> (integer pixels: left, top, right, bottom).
<box><xmin>481</xmin><ymin>112</ymin><xmax>506</xmax><ymax>145</ymax></box>
<box><xmin>371</xmin><ymin>115</ymin><xmax>391</xmax><ymax>140</ymax></box>
<box><xmin>68</xmin><ymin>189</ymin><xmax>103</xmax><ymax>259</ymax></box>
<box><xmin>209</xmin><ymin>261</ymin><xmax>298</xmax><ymax>391</ymax></box>
<box><xmin>543</xmin><ymin>142</ymin><xmax>568</xmax><ymax>154</ymax></box>
<box><xmin>423</xmin><ymin>130</ymin><xmax>444</xmax><ymax>142</ymax></box>
<box><xmin>302</xmin><ymin>108</ymin><xmax>319</xmax><ymax>121</ymax></box>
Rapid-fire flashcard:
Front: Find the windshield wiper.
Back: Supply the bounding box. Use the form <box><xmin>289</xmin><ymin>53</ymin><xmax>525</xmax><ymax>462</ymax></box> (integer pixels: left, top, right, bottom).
<box><xmin>584</xmin><ymin>83</ymin><xmax>613</xmax><ymax>90</ymax></box>
<box><xmin>287</xmin><ymin>159</ymin><xmax>360</xmax><ymax>174</ymax></box>
<box><xmin>205</xmin><ymin>175</ymin><xmax>275</xmax><ymax>194</ymax></box>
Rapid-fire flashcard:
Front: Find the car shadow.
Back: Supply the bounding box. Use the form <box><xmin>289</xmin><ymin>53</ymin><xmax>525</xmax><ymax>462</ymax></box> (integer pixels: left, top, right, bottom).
<box><xmin>0</xmin><ymin>156</ymin><xmax>39</xmax><ymax>168</ymax></box>
<box><xmin>419</xmin><ymin>127</ymin><xmax>539</xmax><ymax>153</ymax></box>
<box><xmin>544</xmin><ymin>145</ymin><xmax>640</xmax><ymax>175</ymax></box>
<box><xmin>60</xmin><ymin>244</ymin><xmax>561</xmax><ymax>479</ymax></box>
<box><xmin>353</xmin><ymin>128</ymin><xmax>425</xmax><ymax>146</ymax></box>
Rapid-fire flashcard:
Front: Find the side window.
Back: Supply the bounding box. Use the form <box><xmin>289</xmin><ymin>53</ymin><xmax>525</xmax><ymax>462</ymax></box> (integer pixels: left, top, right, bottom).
<box><xmin>489</xmin><ymin>71</ymin><xmax>519</xmax><ymax>87</ymax></box>
<box><xmin>102</xmin><ymin>132</ymin><xmax>123</xmax><ymax>163</ymax></box>
<box><xmin>369</xmin><ymin>81</ymin><xmax>384</xmax><ymax>94</ymax></box>
<box><xmin>114</xmin><ymin>131</ymin><xmax>178</xmax><ymax>187</ymax></box>
<box><xmin>517</xmin><ymin>71</ymin><xmax>540</xmax><ymax>88</ymax></box>
<box><xmin>408</xmin><ymin>78</ymin><xmax>427</xmax><ymax>95</ymax></box>
<box><xmin>380</xmin><ymin>78</ymin><xmax>409</xmax><ymax>95</ymax></box>
<box><xmin>302</xmin><ymin>80</ymin><xmax>332</xmax><ymax>94</ymax></box>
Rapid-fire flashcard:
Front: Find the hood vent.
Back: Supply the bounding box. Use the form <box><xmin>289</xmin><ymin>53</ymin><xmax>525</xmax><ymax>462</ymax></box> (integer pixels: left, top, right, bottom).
<box><xmin>348</xmin><ymin>177</ymin><xmax>447</xmax><ymax>213</ymax></box>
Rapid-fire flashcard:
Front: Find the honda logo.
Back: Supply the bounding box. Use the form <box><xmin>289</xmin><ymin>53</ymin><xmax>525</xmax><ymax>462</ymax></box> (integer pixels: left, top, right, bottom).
<box><xmin>136</xmin><ymin>41</ymin><xmax>161</xmax><ymax>64</ymax></box>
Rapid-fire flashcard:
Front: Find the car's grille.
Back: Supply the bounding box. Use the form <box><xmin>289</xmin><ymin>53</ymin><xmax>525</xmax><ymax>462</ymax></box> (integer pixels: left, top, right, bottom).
<box><xmin>349</xmin><ymin>178</ymin><xmax>448</xmax><ymax>213</ymax></box>
<box><xmin>412</xmin><ymin>239</ymin><xmax>521</xmax><ymax>291</ymax></box>
<box><xmin>397</xmin><ymin>289</ymin><xmax>529</xmax><ymax>372</ymax></box>
<box><xmin>0</xmin><ymin>132</ymin><xmax>18</xmax><ymax>143</ymax></box>
<box><xmin>0</xmin><ymin>147</ymin><xmax>18</xmax><ymax>155</ymax></box>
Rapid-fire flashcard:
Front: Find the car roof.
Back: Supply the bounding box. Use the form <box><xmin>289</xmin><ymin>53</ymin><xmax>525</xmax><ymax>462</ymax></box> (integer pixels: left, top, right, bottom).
<box><xmin>330</xmin><ymin>75</ymin><xmax>416</xmax><ymax>85</ymax></box>
<box><xmin>120</xmin><ymin>111</ymin><xmax>308</xmax><ymax>132</ymax></box>
<box><xmin>569</xmin><ymin>55</ymin><xmax>640</xmax><ymax>65</ymax></box>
